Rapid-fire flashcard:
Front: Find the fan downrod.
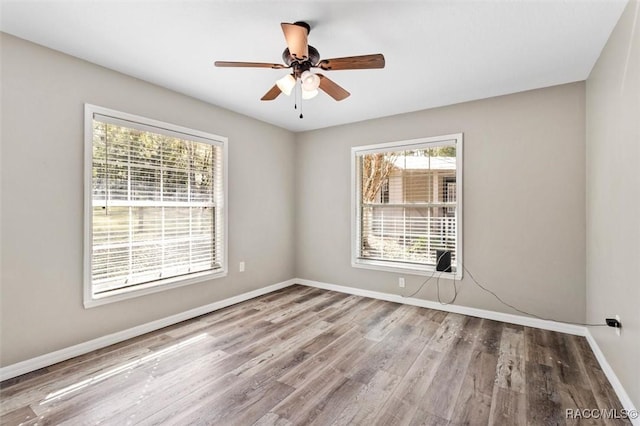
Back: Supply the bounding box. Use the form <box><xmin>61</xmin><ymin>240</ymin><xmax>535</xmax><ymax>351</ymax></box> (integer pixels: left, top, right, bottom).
<box><xmin>292</xmin><ymin>21</ymin><xmax>311</xmax><ymax>34</ymax></box>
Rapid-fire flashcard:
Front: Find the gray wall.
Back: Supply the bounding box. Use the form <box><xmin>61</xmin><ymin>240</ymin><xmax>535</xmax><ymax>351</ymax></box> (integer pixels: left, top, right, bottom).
<box><xmin>586</xmin><ymin>0</ymin><xmax>640</xmax><ymax>408</ymax></box>
<box><xmin>0</xmin><ymin>33</ymin><xmax>296</xmax><ymax>366</ymax></box>
<box><xmin>296</xmin><ymin>82</ymin><xmax>587</xmax><ymax>323</ymax></box>
<box><xmin>5</xmin><ymin>19</ymin><xmax>637</xmax><ymax>410</ymax></box>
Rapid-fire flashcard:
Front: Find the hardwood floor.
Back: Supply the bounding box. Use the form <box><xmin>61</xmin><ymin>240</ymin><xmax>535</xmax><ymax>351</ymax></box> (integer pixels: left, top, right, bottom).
<box><xmin>0</xmin><ymin>285</ymin><xmax>630</xmax><ymax>425</ymax></box>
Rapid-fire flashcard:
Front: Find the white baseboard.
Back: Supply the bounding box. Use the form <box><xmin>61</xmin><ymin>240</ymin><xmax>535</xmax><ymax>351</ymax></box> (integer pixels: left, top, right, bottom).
<box><xmin>0</xmin><ymin>279</ymin><xmax>297</xmax><ymax>382</ymax></box>
<box><xmin>296</xmin><ymin>278</ymin><xmax>587</xmax><ymax>336</ymax></box>
<box><xmin>585</xmin><ymin>330</ymin><xmax>639</xmax><ymax>426</ymax></box>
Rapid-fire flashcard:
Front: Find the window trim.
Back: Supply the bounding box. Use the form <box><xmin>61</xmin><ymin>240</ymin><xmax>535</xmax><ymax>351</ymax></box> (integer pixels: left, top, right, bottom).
<box><xmin>350</xmin><ymin>133</ymin><xmax>463</xmax><ymax>279</ymax></box>
<box><xmin>83</xmin><ymin>104</ymin><xmax>228</xmax><ymax>308</ymax></box>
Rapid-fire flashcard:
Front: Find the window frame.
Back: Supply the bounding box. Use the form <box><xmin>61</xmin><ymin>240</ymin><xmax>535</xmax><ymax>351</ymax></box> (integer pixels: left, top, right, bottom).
<box><xmin>83</xmin><ymin>104</ymin><xmax>228</xmax><ymax>308</ymax></box>
<box><xmin>351</xmin><ymin>133</ymin><xmax>463</xmax><ymax>279</ymax></box>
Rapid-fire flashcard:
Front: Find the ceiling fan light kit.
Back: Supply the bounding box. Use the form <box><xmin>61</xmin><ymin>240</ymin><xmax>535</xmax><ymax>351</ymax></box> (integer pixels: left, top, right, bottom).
<box><xmin>301</xmin><ymin>88</ymin><xmax>319</xmax><ymax>100</ymax></box>
<box><xmin>276</xmin><ymin>74</ymin><xmax>296</xmax><ymax>96</ymax></box>
<box><xmin>215</xmin><ymin>20</ymin><xmax>385</xmax><ymax>113</ymax></box>
<box><xmin>300</xmin><ymin>70</ymin><xmax>320</xmax><ymax>91</ymax></box>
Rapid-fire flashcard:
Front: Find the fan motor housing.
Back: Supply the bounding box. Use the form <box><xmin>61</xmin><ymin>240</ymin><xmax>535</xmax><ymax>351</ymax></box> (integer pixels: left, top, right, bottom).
<box><xmin>282</xmin><ymin>45</ymin><xmax>320</xmax><ymax>69</ymax></box>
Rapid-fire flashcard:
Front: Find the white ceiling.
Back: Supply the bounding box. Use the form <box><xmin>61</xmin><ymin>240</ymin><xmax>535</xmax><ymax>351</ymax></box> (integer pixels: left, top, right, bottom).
<box><xmin>0</xmin><ymin>0</ymin><xmax>627</xmax><ymax>132</ymax></box>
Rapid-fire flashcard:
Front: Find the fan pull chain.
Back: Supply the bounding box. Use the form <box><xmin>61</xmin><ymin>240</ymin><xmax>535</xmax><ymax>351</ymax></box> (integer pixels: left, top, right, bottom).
<box><xmin>298</xmin><ymin>79</ymin><xmax>303</xmax><ymax>119</ymax></box>
<box><xmin>291</xmin><ymin>79</ymin><xmax>303</xmax><ymax>118</ymax></box>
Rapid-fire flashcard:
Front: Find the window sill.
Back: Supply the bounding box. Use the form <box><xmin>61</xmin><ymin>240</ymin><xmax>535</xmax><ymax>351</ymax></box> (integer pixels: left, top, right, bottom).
<box><xmin>84</xmin><ymin>269</ymin><xmax>227</xmax><ymax>308</ymax></box>
<box><xmin>352</xmin><ymin>258</ymin><xmax>462</xmax><ymax>280</ymax></box>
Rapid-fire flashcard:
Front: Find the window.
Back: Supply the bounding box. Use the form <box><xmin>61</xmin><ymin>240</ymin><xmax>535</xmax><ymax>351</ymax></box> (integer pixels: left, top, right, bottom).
<box><xmin>84</xmin><ymin>105</ymin><xmax>227</xmax><ymax>307</ymax></box>
<box><xmin>352</xmin><ymin>134</ymin><xmax>462</xmax><ymax>277</ymax></box>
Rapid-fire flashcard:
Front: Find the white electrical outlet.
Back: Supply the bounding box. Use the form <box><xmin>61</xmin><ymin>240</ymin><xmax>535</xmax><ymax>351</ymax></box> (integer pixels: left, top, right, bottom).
<box><xmin>239</xmin><ymin>261</ymin><xmax>245</xmax><ymax>272</ymax></box>
<box><xmin>615</xmin><ymin>314</ymin><xmax>621</xmax><ymax>336</ymax></box>
<box><xmin>398</xmin><ymin>277</ymin><xmax>405</xmax><ymax>288</ymax></box>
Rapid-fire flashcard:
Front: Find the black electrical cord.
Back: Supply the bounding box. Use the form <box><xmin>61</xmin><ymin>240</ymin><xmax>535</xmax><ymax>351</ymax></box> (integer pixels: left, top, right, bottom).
<box><xmin>436</xmin><ymin>272</ymin><xmax>458</xmax><ymax>305</ymax></box>
<box><xmin>461</xmin><ymin>265</ymin><xmax>607</xmax><ymax>326</ymax></box>
<box><xmin>401</xmin><ymin>258</ymin><xmax>607</xmax><ymax>327</ymax></box>
<box><xmin>403</xmin><ymin>251</ymin><xmax>448</xmax><ymax>299</ymax></box>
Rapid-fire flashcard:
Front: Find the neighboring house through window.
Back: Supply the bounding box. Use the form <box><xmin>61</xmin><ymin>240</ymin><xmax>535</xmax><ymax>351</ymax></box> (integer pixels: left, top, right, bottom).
<box><xmin>352</xmin><ymin>134</ymin><xmax>463</xmax><ymax>277</ymax></box>
<box><xmin>84</xmin><ymin>104</ymin><xmax>227</xmax><ymax>307</ymax></box>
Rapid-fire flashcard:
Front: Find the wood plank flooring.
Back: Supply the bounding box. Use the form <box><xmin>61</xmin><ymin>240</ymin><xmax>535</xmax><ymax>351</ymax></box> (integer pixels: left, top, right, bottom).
<box><xmin>0</xmin><ymin>285</ymin><xmax>630</xmax><ymax>425</ymax></box>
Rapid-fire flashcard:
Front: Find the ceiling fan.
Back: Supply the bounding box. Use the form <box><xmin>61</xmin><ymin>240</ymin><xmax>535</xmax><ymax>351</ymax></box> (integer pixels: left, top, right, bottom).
<box><xmin>215</xmin><ymin>21</ymin><xmax>385</xmax><ymax>102</ymax></box>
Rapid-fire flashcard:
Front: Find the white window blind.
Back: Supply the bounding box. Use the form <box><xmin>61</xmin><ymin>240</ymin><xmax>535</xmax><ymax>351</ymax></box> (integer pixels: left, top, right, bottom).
<box><xmin>352</xmin><ymin>135</ymin><xmax>462</xmax><ymax>276</ymax></box>
<box><xmin>85</xmin><ymin>105</ymin><xmax>226</xmax><ymax>305</ymax></box>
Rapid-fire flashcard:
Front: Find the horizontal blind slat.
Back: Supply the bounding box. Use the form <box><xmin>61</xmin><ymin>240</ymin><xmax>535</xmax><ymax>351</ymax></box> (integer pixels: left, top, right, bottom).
<box><xmin>91</xmin><ymin>118</ymin><xmax>224</xmax><ymax>294</ymax></box>
<box><xmin>359</xmin><ymin>145</ymin><xmax>457</xmax><ymax>268</ymax></box>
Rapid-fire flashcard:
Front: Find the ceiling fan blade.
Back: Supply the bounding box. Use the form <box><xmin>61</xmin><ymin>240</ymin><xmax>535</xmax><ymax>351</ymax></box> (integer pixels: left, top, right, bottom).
<box><xmin>281</xmin><ymin>22</ymin><xmax>309</xmax><ymax>59</ymax></box>
<box><xmin>317</xmin><ymin>74</ymin><xmax>350</xmax><ymax>101</ymax></box>
<box><xmin>316</xmin><ymin>54</ymin><xmax>385</xmax><ymax>71</ymax></box>
<box><xmin>215</xmin><ymin>61</ymin><xmax>287</xmax><ymax>69</ymax></box>
<box><xmin>261</xmin><ymin>84</ymin><xmax>282</xmax><ymax>101</ymax></box>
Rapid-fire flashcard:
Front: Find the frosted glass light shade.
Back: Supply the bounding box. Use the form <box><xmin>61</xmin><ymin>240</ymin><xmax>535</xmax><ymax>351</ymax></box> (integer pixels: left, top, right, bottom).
<box><xmin>300</xmin><ymin>71</ymin><xmax>320</xmax><ymax>91</ymax></box>
<box><xmin>301</xmin><ymin>88</ymin><xmax>319</xmax><ymax>100</ymax></box>
<box><xmin>276</xmin><ymin>74</ymin><xmax>296</xmax><ymax>96</ymax></box>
